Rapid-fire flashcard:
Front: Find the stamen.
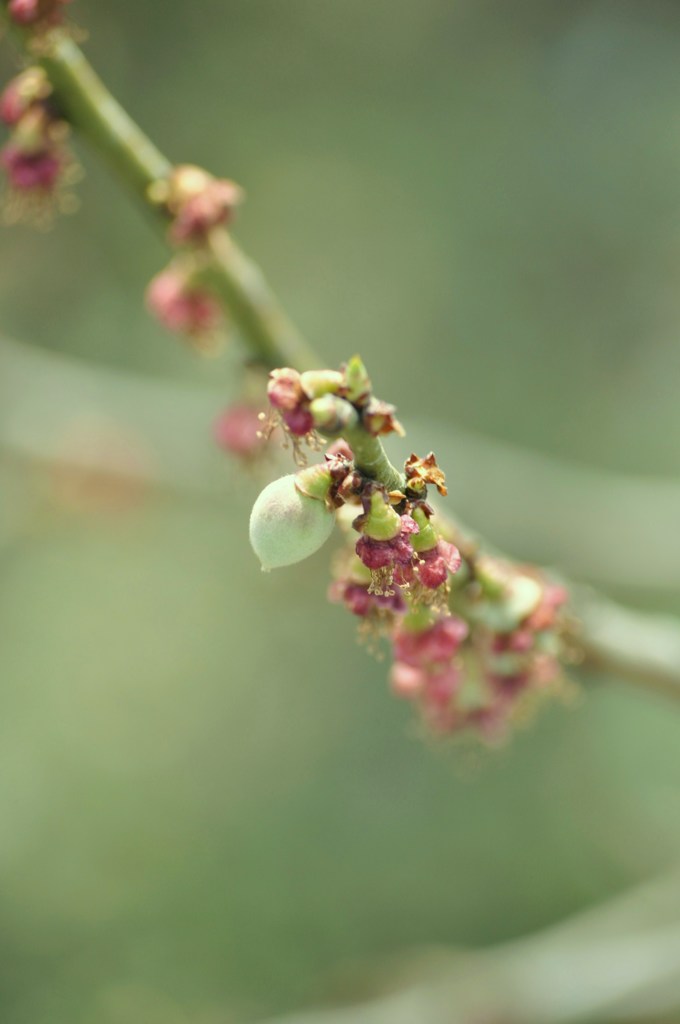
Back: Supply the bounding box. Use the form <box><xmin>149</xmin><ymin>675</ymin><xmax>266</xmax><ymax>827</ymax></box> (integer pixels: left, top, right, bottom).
<box><xmin>368</xmin><ymin>566</ymin><xmax>395</xmax><ymax>597</ymax></box>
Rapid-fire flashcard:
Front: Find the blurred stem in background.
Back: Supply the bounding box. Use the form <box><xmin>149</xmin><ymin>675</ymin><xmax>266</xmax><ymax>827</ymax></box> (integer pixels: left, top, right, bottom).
<box><xmin>2</xmin><ymin>16</ymin><xmax>680</xmax><ymax>699</ymax></box>
<box><xmin>261</xmin><ymin>868</ymin><xmax>680</xmax><ymax>1024</ymax></box>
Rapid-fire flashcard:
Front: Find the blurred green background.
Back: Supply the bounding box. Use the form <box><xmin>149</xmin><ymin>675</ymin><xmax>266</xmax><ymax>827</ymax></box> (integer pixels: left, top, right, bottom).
<box><xmin>1</xmin><ymin>2</ymin><xmax>680</xmax><ymax>1021</ymax></box>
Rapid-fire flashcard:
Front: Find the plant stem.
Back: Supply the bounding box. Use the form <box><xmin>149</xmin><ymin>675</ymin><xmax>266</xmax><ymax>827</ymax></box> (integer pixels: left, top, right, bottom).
<box><xmin>40</xmin><ymin>35</ymin><xmax>171</xmax><ymax>198</ymax></box>
<box><xmin>342</xmin><ymin>424</ymin><xmax>404</xmax><ymax>492</ymax></box>
<box><xmin>9</xmin><ymin>24</ymin><xmax>318</xmax><ymax>372</ymax></box>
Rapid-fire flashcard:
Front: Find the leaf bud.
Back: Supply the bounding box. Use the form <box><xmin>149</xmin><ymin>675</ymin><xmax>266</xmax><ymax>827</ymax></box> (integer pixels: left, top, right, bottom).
<box><xmin>309</xmin><ymin>394</ymin><xmax>359</xmax><ymax>434</ymax></box>
<box><xmin>299</xmin><ymin>369</ymin><xmax>344</xmax><ymax>399</ymax></box>
<box><xmin>341</xmin><ymin>355</ymin><xmax>372</xmax><ymax>404</ymax></box>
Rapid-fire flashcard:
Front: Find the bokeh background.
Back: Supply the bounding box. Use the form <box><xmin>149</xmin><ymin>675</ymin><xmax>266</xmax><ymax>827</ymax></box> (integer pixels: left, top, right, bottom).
<box><xmin>1</xmin><ymin>1</ymin><xmax>680</xmax><ymax>1021</ymax></box>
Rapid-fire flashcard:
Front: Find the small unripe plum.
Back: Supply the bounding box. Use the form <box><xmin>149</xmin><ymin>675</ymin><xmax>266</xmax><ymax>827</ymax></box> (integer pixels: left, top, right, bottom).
<box><xmin>249</xmin><ymin>474</ymin><xmax>335</xmax><ymax>571</ymax></box>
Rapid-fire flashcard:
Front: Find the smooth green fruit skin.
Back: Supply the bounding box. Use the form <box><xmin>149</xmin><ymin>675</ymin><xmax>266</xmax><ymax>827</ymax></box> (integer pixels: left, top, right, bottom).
<box><xmin>249</xmin><ymin>474</ymin><xmax>335</xmax><ymax>571</ymax></box>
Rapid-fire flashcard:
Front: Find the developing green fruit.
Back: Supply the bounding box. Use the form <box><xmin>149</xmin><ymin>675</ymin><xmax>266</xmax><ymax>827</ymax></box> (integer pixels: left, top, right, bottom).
<box><xmin>249</xmin><ymin>473</ymin><xmax>336</xmax><ymax>571</ymax></box>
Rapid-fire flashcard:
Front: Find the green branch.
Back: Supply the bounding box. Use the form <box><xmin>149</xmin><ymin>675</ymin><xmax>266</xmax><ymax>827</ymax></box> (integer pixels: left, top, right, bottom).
<box><xmin>341</xmin><ymin>424</ymin><xmax>405</xmax><ymax>491</ymax></box>
<box><xmin>41</xmin><ymin>36</ymin><xmax>171</xmax><ymax>197</ymax></box>
<box><xmin>6</xmin><ymin>22</ymin><xmax>318</xmax><ymax>372</ymax></box>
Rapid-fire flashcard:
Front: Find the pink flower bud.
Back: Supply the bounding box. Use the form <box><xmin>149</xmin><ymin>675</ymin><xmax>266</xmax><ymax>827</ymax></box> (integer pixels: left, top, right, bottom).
<box><xmin>146</xmin><ymin>265</ymin><xmax>223</xmax><ymax>340</ymax></box>
<box><xmin>0</xmin><ymin>69</ymin><xmax>50</xmax><ymax>127</ymax></box>
<box><xmin>356</xmin><ymin>530</ymin><xmax>414</xmax><ymax>571</ymax></box>
<box><xmin>326</xmin><ymin>439</ymin><xmax>353</xmax><ymax>461</ymax></box>
<box><xmin>213</xmin><ymin>403</ymin><xmax>264</xmax><ymax>460</ymax></box>
<box><xmin>0</xmin><ymin>142</ymin><xmax>61</xmax><ymax>191</ymax></box>
<box><xmin>281</xmin><ymin>406</ymin><xmax>315</xmax><ymax>437</ymax></box>
<box><xmin>0</xmin><ymin>86</ymin><xmax>24</xmax><ymax>128</ymax></box>
<box><xmin>393</xmin><ymin>615</ymin><xmax>468</xmax><ymax>667</ymax></box>
<box><xmin>8</xmin><ymin>0</ymin><xmax>41</xmax><ymax>23</ymax></box>
<box><xmin>329</xmin><ymin>580</ymin><xmax>406</xmax><ymax>618</ymax></box>
<box><xmin>169</xmin><ymin>173</ymin><xmax>243</xmax><ymax>243</ymax></box>
<box><xmin>390</xmin><ymin>662</ymin><xmax>426</xmax><ymax>699</ymax></box>
<box><xmin>414</xmin><ymin>540</ymin><xmax>461</xmax><ymax>589</ymax></box>
<box><xmin>423</xmin><ymin>664</ymin><xmax>462</xmax><ymax>708</ymax></box>
<box><xmin>8</xmin><ymin>0</ymin><xmax>72</xmax><ymax>26</ymax></box>
<box><xmin>267</xmin><ymin>368</ymin><xmax>304</xmax><ymax>412</ymax></box>
<box><xmin>491</xmin><ymin>629</ymin><xmax>534</xmax><ymax>655</ymax></box>
<box><xmin>524</xmin><ymin>583</ymin><xmax>568</xmax><ymax>631</ymax></box>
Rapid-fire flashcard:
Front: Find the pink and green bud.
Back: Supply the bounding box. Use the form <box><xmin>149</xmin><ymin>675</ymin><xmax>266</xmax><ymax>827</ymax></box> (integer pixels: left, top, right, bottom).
<box><xmin>1</xmin><ymin>141</ymin><xmax>61</xmax><ymax>192</ymax></box>
<box><xmin>249</xmin><ymin>473</ymin><xmax>335</xmax><ymax>571</ymax></box>
<box><xmin>355</xmin><ymin>527</ymin><xmax>415</xmax><ymax>576</ymax></box>
<box><xmin>402</xmin><ymin>506</ymin><xmax>461</xmax><ymax>589</ymax></box>
<box><xmin>354</xmin><ymin>501</ymin><xmax>418</xmax><ymax>590</ymax></box>
<box><xmin>413</xmin><ymin>541</ymin><xmax>462</xmax><ymax>589</ymax></box>
<box><xmin>504</xmin><ymin>575</ymin><xmax>543</xmax><ymax>629</ymax></box>
<box><xmin>329</xmin><ymin>580</ymin><xmax>406</xmax><ymax>618</ymax></box>
<box><xmin>0</xmin><ymin>102</ymin><xmax>79</xmax><ymax>223</ymax></box>
<box><xmin>8</xmin><ymin>0</ymin><xmax>72</xmax><ymax>26</ymax></box>
<box><xmin>213</xmin><ymin>403</ymin><xmax>264</xmax><ymax>460</ymax></box>
<box><xmin>158</xmin><ymin>164</ymin><xmax>243</xmax><ymax>243</ymax></box>
<box><xmin>524</xmin><ymin>583</ymin><xmax>568</xmax><ymax>631</ymax></box>
<box><xmin>353</xmin><ymin>489</ymin><xmax>403</xmax><ymax>541</ymax></box>
<box><xmin>326</xmin><ymin>438</ymin><xmax>354</xmax><ymax>461</ymax></box>
<box><xmin>146</xmin><ymin>263</ymin><xmax>224</xmax><ymax>345</ymax></box>
<box><xmin>309</xmin><ymin>394</ymin><xmax>358</xmax><ymax>434</ymax></box>
<box><xmin>390</xmin><ymin>662</ymin><xmax>426</xmax><ymax>699</ymax></box>
<box><xmin>300</xmin><ymin>369</ymin><xmax>344</xmax><ymax>399</ymax></box>
<box><xmin>9</xmin><ymin>106</ymin><xmax>51</xmax><ymax>156</ymax></box>
<box><xmin>0</xmin><ymin>68</ymin><xmax>50</xmax><ymax>127</ymax></box>
<box><xmin>393</xmin><ymin>613</ymin><xmax>468</xmax><ymax>667</ymax></box>
<box><xmin>267</xmin><ymin>367</ymin><xmax>304</xmax><ymax>412</ymax></box>
<box><xmin>281</xmin><ymin>406</ymin><xmax>315</xmax><ymax>437</ymax></box>
<box><xmin>422</xmin><ymin>664</ymin><xmax>463</xmax><ymax>711</ymax></box>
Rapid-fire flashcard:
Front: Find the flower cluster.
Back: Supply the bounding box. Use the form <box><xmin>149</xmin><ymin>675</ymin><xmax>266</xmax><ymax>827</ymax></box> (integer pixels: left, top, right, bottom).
<box><xmin>261</xmin><ymin>357</ymin><xmax>403</xmax><ymax>464</ymax></box>
<box><xmin>333</xmin><ymin>512</ymin><xmax>570</xmax><ymax>741</ymax></box>
<box><xmin>461</xmin><ymin>564</ymin><xmax>570</xmax><ymax>740</ymax></box>
<box><xmin>0</xmin><ymin>66</ymin><xmax>80</xmax><ymax>225</ymax></box>
<box><xmin>251</xmin><ymin>358</ymin><xmax>572</xmax><ymax>745</ymax></box>
<box><xmin>390</xmin><ymin>611</ymin><xmax>468</xmax><ymax>731</ymax></box>
<box><xmin>145</xmin><ymin>165</ymin><xmax>243</xmax><ymax>349</ymax></box>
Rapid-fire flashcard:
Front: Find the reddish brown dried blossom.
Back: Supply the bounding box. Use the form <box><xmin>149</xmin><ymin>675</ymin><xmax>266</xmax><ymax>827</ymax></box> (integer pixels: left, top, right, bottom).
<box><xmin>404</xmin><ymin>452</ymin><xmax>447</xmax><ymax>497</ymax></box>
<box><xmin>361</xmin><ymin>397</ymin><xmax>404</xmax><ymax>437</ymax></box>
